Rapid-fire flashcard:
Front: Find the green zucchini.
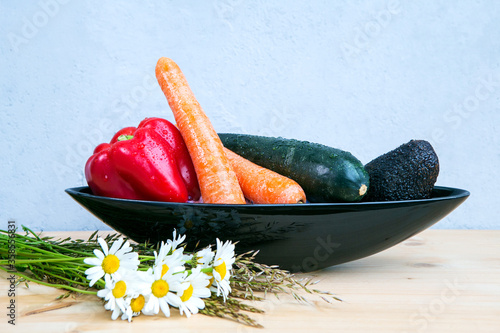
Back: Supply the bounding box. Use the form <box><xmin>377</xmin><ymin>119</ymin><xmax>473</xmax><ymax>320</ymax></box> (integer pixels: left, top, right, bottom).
<box><xmin>219</xmin><ymin>133</ymin><xmax>369</xmax><ymax>203</ymax></box>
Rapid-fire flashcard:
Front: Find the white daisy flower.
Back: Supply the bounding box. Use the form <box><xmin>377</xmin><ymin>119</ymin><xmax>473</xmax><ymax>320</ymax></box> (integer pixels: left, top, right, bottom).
<box><xmin>155</xmin><ymin>241</ymin><xmax>173</xmax><ymax>263</ymax></box>
<box><xmin>196</xmin><ymin>247</ymin><xmax>215</xmax><ymax>288</ymax></box>
<box><xmin>181</xmin><ymin>251</ymin><xmax>194</xmax><ymax>263</ymax></box>
<box><xmin>167</xmin><ymin>229</ymin><xmax>186</xmax><ymax>252</ymax></box>
<box><xmin>97</xmin><ymin>274</ymin><xmax>128</xmax><ymax>319</ymax></box>
<box><xmin>84</xmin><ymin>237</ymin><xmax>139</xmax><ymax>287</ymax></box>
<box><xmin>212</xmin><ymin>239</ymin><xmax>236</xmax><ymax>301</ymax></box>
<box><xmin>142</xmin><ymin>251</ymin><xmax>184</xmax><ymax>317</ymax></box>
<box><xmin>107</xmin><ymin>298</ymin><xmax>129</xmax><ymax>321</ymax></box>
<box><xmin>96</xmin><ymin>268</ymin><xmax>149</xmax><ymax>321</ymax></box>
<box><xmin>196</xmin><ymin>247</ymin><xmax>214</xmax><ymax>268</ymax></box>
<box><xmin>120</xmin><ymin>294</ymin><xmax>146</xmax><ymax>322</ymax></box>
<box><xmin>154</xmin><ymin>241</ymin><xmax>185</xmax><ymax>278</ymax></box>
<box><xmin>167</xmin><ymin>230</ymin><xmax>193</xmax><ymax>262</ymax></box>
<box><xmin>120</xmin><ymin>270</ymin><xmax>152</xmax><ymax>322</ymax></box>
<box><xmin>170</xmin><ymin>267</ymin><xmax>211</xmax><ymax>317</ymax></box>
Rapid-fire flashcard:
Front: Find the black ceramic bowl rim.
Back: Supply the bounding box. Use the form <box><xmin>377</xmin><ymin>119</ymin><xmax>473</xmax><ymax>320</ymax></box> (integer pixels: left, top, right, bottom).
<box><xmin>66</xmin><ymin>186</ymin><xmax>469</xmax><ymax>208</ymax></box>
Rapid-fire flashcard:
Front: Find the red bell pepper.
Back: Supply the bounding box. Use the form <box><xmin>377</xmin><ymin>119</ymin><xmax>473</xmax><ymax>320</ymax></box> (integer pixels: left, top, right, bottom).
<box><xmin>137</xmin><ymin>117</ymin><xmax>200</xmax><ymax>201</ymax></box>
<box><xmin>85</xmin><ymin>118</ymin><xmax>200</xmax><ymax>202</ymax></box>
<box><xmin>85</xmin><ymin>142</ymin><xmax>143</xmax><ymax>201</ymax></box>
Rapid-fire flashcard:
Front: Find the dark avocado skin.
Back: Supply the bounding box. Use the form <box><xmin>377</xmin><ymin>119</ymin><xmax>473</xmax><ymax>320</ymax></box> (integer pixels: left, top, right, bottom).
<box><xmin>219</xmin><ymin>133</ymin><xmax>370</xmax><ymax>203</ymax></box>
<box><xmin>363</xmin><ymin>140</ymin><xmax>439</xmax><ymax>201</ymax></box>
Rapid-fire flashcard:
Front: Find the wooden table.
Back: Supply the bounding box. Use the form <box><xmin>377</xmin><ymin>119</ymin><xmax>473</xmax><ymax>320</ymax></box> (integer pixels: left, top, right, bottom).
<box><xmin>1</xmin><ymin>230</ymin><xmax>499</xmax><ymax>332</ymax></box>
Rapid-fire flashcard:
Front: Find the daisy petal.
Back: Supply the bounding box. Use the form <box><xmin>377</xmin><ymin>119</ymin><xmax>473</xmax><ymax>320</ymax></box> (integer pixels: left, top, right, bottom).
<box><xmin>84</xmin><ymin>257</ymin><xmax>101</xmax><ymax>266</ymax></box>
<box><xmin>89</xmin><ymin>275</ymin><xmax>102</xmax><ymax>287</ymax></box>
<box><xmin>121</xmin><ymin>305</ymin><xmax>133</xmax><ymax>322</ymax></box>
<box><xmin>103</xmin><ymin>274</ymin><xmax>112</xmax><ymax>286</ymax></box>
<box><xmin>191</xmin><ymin>297</ymin><xmax>205</xmax><ymax>310</ymax></box>
<box><xmin>104</xmin><ymin>292</ymin><xmax>113</xmax><ymax>302</ymax></box>
<box><xmin>85</xmin><ymin>265</ymin><xmax>103</xmax><ymax>276</ymax></box>
<box><xmin>105</xmin><ymin>299</ymin><xmax>114</xmax><ymax>310</ymax></box>
<box><xmin>93</xmin><ymin>249</ymin><xmax>105</xmax><ymax>260</ymax></box>
<box><xmin>115</xmin><ymin>241</ymin><xmax>131</xmax><ymax>257</ymax></box>
<box><xmin>111</xmin><ymin>272</ymin><xmax>123</xmax><ymax>281</ymax></box>
<box><xmin>121</xmin><ymin>252</ymin><xmax>139</xmax><ymax>261</ymax></box>
<box><xmin>186</xmin><ymin>301</ymin><xmax>200</xmax><ymax>314</ymax></box>
<box><xmin>111</xmin><ymin>308</ymin><xmax>121</xmax><ymax>320</ymax></box>
<box><xmin>180</xmin><ymin>304</ymin><xmax>191</xmax><ymax>317</ymax></box>
<box><xmin>116</xmin><ymin>298</ymin><xmax>127</xmax><ymax>313</ymax></box>
<box><xmin>159</xmin><ymin>299</ymin><xmax>170</xmax><ymax>317</ymax></box>
<box><xmin>144</xmin><ymin>297</ymin><xmax>159</xmax><ymax>315</ymax></box>
<box><xmin>120</xmin><ymin>261</ymin><xmax>139</xmax><ymax>270</ymax></box>
<box><xmin>166</xmin><ymin>292</ymin><xmax>181</xmax><ymax>306</ymax></box>
<box><xmin>109</xmin><ymin>238</ymin><xmax>124</xmax><ymax>255</ymax></box>
<box><xmin>153</xmin><ymin>299</ymin><xmax>160</xmax><ymax>315</ymax></box>
<box><xmin>194</xmin><ymin>288</ymin><xmax>211</xmax><ymax>299</ymax></box>
<box><xmin>86</xmin><ymin>271</ymin><xmax>104</xmax><ymax>284</ymax></box>
<box><xmin>98</xmin><ymin>238</ymin><xmax>109</xmax><ymax>255</ymax></box>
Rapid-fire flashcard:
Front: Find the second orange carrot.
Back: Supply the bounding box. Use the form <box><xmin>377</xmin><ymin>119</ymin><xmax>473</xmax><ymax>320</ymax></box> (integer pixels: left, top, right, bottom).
<box><xmin>224</xmin><ymin>147</ymin><xmax>306</xmax><ymax>204</ymax></box>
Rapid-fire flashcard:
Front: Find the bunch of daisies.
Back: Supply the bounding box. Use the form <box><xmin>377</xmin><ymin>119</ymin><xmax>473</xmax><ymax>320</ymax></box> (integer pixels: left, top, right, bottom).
<box><xmin>83</xmin><ymin>231</ymin><xmax>235</xmax><ymax>322</ymax></box>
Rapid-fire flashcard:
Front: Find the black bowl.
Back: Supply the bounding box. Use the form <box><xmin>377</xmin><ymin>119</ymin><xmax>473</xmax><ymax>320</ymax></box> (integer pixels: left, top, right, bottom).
<box><xmin>65</xmin><ymin>186</ymin><xmax>469</xmax><ymax>272</ymax></box>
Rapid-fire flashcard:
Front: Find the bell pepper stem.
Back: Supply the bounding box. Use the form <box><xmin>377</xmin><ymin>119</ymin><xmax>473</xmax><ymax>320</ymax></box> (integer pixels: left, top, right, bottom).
<box><xmin>117</xmin><ymin>134</ymin><xmax>134</xmax><ymax>141</ymax></box>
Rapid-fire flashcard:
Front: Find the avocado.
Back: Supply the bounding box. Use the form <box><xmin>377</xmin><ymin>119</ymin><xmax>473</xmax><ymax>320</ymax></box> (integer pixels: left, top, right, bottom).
<box><xmin>363</xmin><ymin>140</ymin><xmax>439</xmax><ymax>201</ymax></box>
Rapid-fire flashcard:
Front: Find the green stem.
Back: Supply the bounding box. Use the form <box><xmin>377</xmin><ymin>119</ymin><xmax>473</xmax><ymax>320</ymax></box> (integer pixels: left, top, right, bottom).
<box><xmin>117</xmin><ymin>134</ymin><xmax>134</xmax><ymax>141</ymax></box>
<box><xmin>0</xmin><ymin>250</ymin><xmax>56</xmax><ymax>259</ymax></box>
<box><xmin>201</xmin><ymin>267</ymin><xmax>214</xmax><ymax>274</ymax></box>
<box><xmin>4</xmin><ymin>242</ymin><xmax>76</xmax><ymax>258</ymax></box>
<box><xmin>13</xmin><ymin>240</ymin><xmax>92</xmax><ymax>258</ymax></box>
<box><xmin>25</xmin><ymin>241</ymin><xmax>95</xmax><ymax>257</ymax></box>
<box><xmin>0</xmin><ymin>266</ymin><xmax>98</xmax><ymax>295</ymax></box>
<box><xmin>0</xmin><ymin>251</ymin><xmax>85</xmax><ymax>262</ymax></box>
<box><xmin>139</xmin><ymin>256</ymin><xmax>155</xmax><ymax>262</ymax></box>
<box><xmin>34</xmin><ymin>267</ymin><xmax>92</xmax><ymax>287</ymax></box>
<box><xmin>4</xmin><ymin>257</ymin><xmax>84</xmax><ymax>264</ymax></box>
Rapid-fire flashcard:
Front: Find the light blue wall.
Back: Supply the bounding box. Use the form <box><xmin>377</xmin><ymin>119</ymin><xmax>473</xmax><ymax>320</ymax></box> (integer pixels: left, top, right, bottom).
<box><xmin>1</xmin><ymin>0</ymin><xmax>498</xmax><ymax>231</ymax></box>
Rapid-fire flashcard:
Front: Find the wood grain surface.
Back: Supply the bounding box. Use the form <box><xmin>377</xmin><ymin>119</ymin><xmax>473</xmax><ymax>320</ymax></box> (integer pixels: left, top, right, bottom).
<box><xmin>1</xmin><ymin>230</ymin><xmax>499</xmax><ymax>333</ymax></box>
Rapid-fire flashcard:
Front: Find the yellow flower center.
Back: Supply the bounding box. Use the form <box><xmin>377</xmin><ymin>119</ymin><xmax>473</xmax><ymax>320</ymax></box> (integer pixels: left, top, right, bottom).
<box><xmin>130</xmin><ymin>295</ymin><xmax>145</xmax><ymax>313</ymax></box>
<box><xmin>180</xmin><ymin>284</ymin><xmax>194</xmax><ymax>302</ymax></box>
<box><xmin>151</xmin><ymin>279</ymin><xmax>169</xmax><ymax>298</ymax></box>
<box><xmin>112</xmin><ymin>280</ymin><xmax>127</xmax><ymax>298</ymax></box>
<box><xmin>161</xmin><ymin>264</ymin><xmax>169</xmax><ymax>277</ymax></box>
<box><xmin>101</xmin><ymin>254</ymin><xmax>120</xmax><ymax>274</ymax></box>
<box><xmin>214</xmin><ymin>261</ymin><xmax>227</xmax><ymax>280</ymax></box>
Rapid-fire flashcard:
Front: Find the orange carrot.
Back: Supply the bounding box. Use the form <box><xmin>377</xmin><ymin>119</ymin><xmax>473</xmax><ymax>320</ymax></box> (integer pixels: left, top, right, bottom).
<box><xmin>155</xmin><ymin>57</ymin><xmax>246</xmax><ymax>204</ymax></box>
<box><xmin>224</xmin><ymin>147</ymin><xmax>307</xmax><ymax>204</ymax></box>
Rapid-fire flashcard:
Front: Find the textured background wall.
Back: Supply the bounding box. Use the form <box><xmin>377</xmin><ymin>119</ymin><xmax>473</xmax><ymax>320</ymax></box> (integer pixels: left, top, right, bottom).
<box><xmin>1</xmin><ymin>0</ymin><xmax>498</xmax><ymax>231</ymax></box>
